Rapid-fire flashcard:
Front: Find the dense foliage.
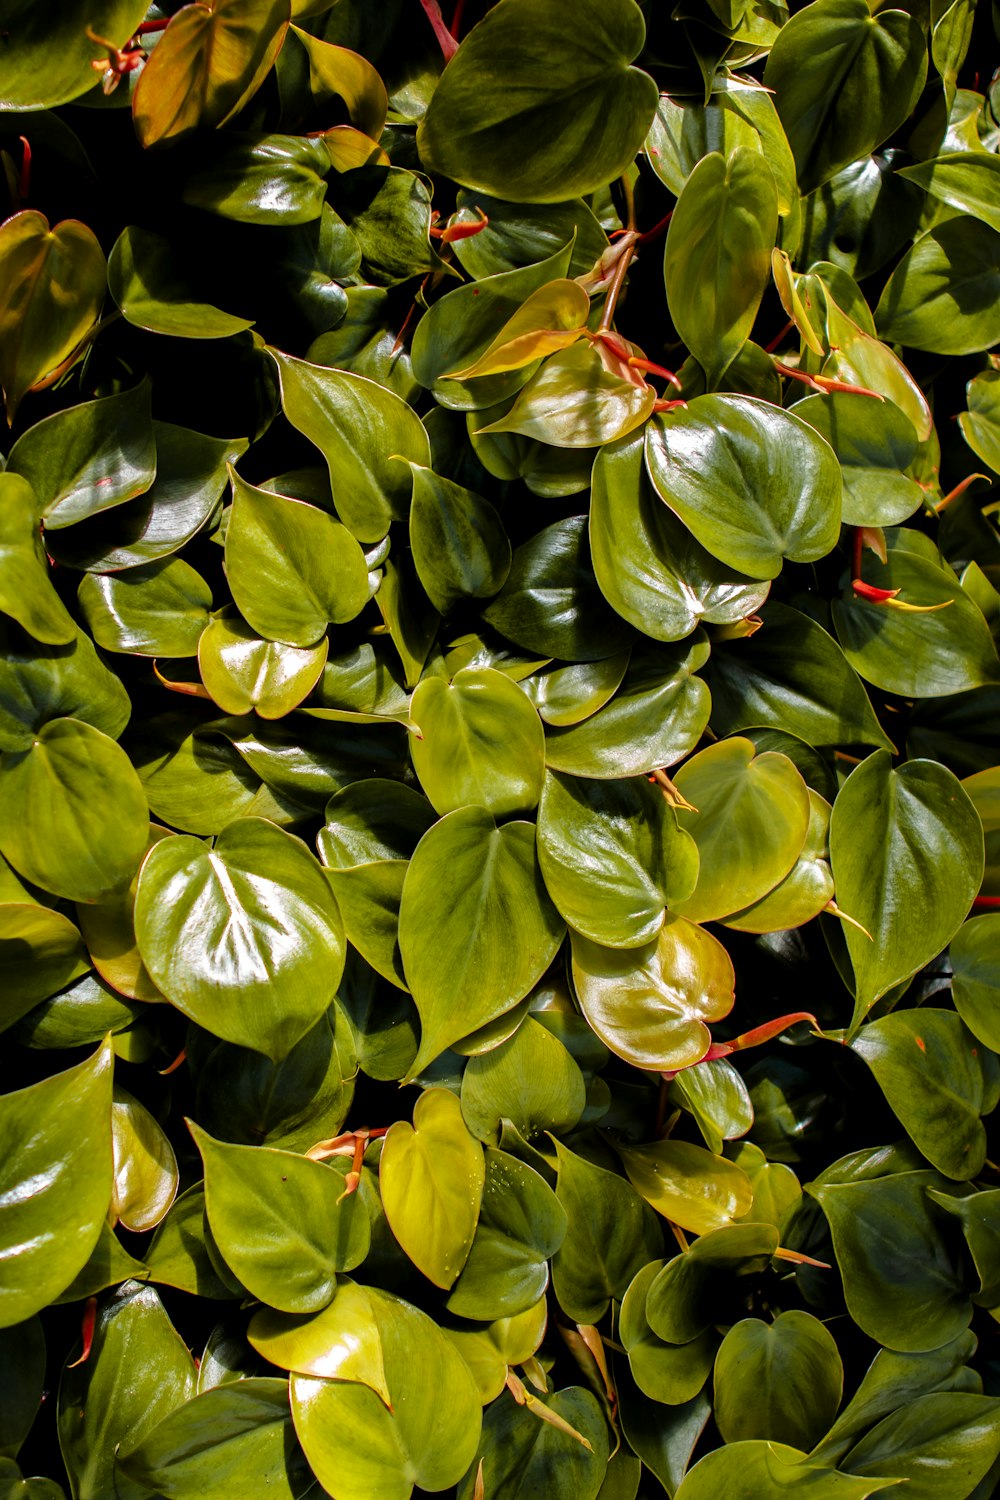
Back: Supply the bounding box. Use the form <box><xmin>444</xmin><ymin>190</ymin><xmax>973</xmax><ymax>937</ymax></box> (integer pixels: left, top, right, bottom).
<box><xmin>1</xmin><ymin>0</ymin><xmax>1000</xmax><ymax>1494</ymax></box>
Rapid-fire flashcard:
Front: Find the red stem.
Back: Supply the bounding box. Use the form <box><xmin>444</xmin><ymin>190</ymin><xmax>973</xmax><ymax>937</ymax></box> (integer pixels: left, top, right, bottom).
<box><xmin>764</xmin><ymin>317</ymin><xmax>795</xmax><ymax>354</ymax></box>
<box><xmin>449</xmin><ymin>0</ymin><xmax>467</xmax><ymax>39</ymax></box>
<box><xmin>635</xmin><ymin>208</ymin><xmax>673</xmax><ymax>246</ymax></box>
<box><xmin>417</xmin><ymin>0</ymin><xmax>459</xmax><ymax>59</ymax></box>
<box><xmin>18</xmin><ymin>136</ymin><xmax>31</xmax><ymax>201</ymax></box>
<box><xmin>134</xmin><ymin>17</ymin><xmax>171</xmax><ymax>35</ymax></box>
<box><xmin>852</xmin><ymin>526</ymin><xmax>863</xmax><ymax>580</ymax></box>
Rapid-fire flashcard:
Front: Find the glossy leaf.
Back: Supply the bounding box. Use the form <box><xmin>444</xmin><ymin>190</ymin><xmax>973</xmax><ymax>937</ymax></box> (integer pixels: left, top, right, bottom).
<box><xmin>108</xmin><ymin>227</ymin><xmax>254</xmax><ymax>339</ymax></box>
<box><xmin>78</xmin><ymin>557</ymin><xmax>213</xmax><ymax>658</ymax></box>
<box><xmin>111</xmin><ymin>1084</ymin><xmax>178</xmax><ymax>1233</ymax></box>
<box><xmin>646</xmin><ymin>396</ymin><xmax>842</xmax><ymax>581</ymax></box>
<box><xmin>417</xmin><ymin>0</ymin><xmax>657</xmax><ymax>203</ymax></box>
<box><xmin>0</xmin><ymin>1042</ymin><xmax>113</xmax><ymax>1327</ymax></box>
<box><xmin>829</xmin><ymin>752</ymin><xmax>984</xmax><ymax>1024</ymax></box>
<box><xmin>619</xmin><ymin>1261</ymin><xmax>717</xmax><ymax>1405</ymax></box>
<box><xmin>0</xmin><ymin>0</ymin><xmax>147</xmax><ymax>108</ymax></box>
<box><xmin>192</xmin><ymin>1122</ymin><xmax>368</xmax><ymax>1311</ymax></box>
<box><xmin>713</xmin><ymin>1312</ymin><xmax>843</xmax><ymax>1450</ymax></box>
<box><xmin>408</xmin><ymin>465</ymin><xmax>510</xmax><ymax>614</ymax></box>
<box><xmin>199</xmin><ymin>611</ymin><xmax>328</xmax><ymax>718</ymax></box>
<box><xmin>677</xmin><ymin>1441</ymin><xmax>896</xmax><ymax>1498</ymax></box>
<box><xmin>951</xmin><ymin>915</ymin><xmax>1000</xmax><ymax>1051</ymax></box>
<box><xmin>409</xmin><ymin>667</ymin><xmax>545</xmax><ymax>818</ymax></box>
<box><xmin>0</xmin><ymin>718</ymin><xmax>149</xmax><ymax>903</ymax></box>
<box><xmin>571</xmin><ymin>916</ymin><xmax>734</xmax><ymax>1070</ymax></box>
<box><xmin>790</xmin><ymin>393</ymin><xmax>923</xmax><ymax>528</ymax></box>
<box><xmin>875</xmin><ymin>218</ymin><xmax>1000</xmax><ymax>356</ymax></box>
<box><xmin>460</xmin><ymin>1016</ymin><xmax>587</xmax><ymax>1143</ymax></box>
<box><xmin>620</xmin><ymin>1140</ymin><xmax>754</xmax><ymax>1236</ymax></box>
<box><xmin>840</xmin><ymin>1392</ymin><xmax>1000</xmax><ymax>1497</ymax></box>
<box><xmin>0</xmin><ymin>474</ymin><xmax>75</xmax><ymax>646</ymax></box>
<box><xmin>134</xmin><ymin>816</ymin><xmax>345</xmax><ymax>1060</ymax></box>
<box><xmin>398</xmin><ymin>808</ymin><xmax>565</xmax><ymax>1074</ymax></box>
<box><xmin>458</xmin><ymin>1386</ymin><xmax>609</xmax><ymax>1500</ymax></box>
<box><xmin>899</xmin><ymin>153</ymin><xmax>1000</xmax><ymax>234</ymax></box>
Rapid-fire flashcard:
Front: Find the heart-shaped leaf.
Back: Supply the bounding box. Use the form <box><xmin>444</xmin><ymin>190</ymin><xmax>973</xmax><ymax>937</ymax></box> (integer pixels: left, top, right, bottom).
<box><xmin>713</xmin><ymin>1312</ymin><xmax>843</xmax><ymax>1450</ymax></box>
<box><xmin>0</xmin><ymin>474</ymin><xmax>75</xmax><ymax>646</ymax></box>
<box><xmin>409</xmin><ymin>667</ymin><xmax>545</xmax><ymax>818</ymax></box>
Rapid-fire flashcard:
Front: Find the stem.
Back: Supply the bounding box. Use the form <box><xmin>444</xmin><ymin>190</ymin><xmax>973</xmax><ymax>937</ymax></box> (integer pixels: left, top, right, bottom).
<box><xmin>598</xmin><ymin>241</ymin><xmax>635</xmax><ymax>333</ymax></box>
<box><xmin>18</xmin><ymin>135</ymin><xmax>30</xmax><ymax>201</ymax></box>
<box><xmin>134</xmin><ymin>16</ymin><xmax>170</xmax><ymax>35</ymax></box>
<box><xmin>417</xmin><ymin>0</ymin><xmax>459</xmax><ymax>60</ymax></box>
<box><xmin>852</xmin><ymin>526</ymin><xmax>863</xmax><ymax>580</ymax></box>
<box><xmin>619</xmin><ymin>172</ymin><xmax>636</xmax><ymax>234</ymax></box>
<box><xmin>764</xmin><ymin>317</ymin><xmax>795</xmax><ymax>354</ymax></box>
<box><xmin>635</xmin><ymin>207</ymin><xmax>673</xmax><ymax>246</ymax></box>
<box><xmin>448</xmin><ymin>0</ymin><xmax>467</xmax><ymax>40</ymax></box>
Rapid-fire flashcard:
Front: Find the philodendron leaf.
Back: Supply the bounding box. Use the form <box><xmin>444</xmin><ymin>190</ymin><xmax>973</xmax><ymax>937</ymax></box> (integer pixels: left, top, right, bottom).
<box><xmin>704</xmin><ymin>602</ymin><xmax>894</xmax><ymax>750</ymax></box>
<box><xmin>78</xmin><ymin>557</ymin><xmax>214</xmax><ymax>658</ymax></box>
<box><xmin>397</xmin><ymin>808</ymin><xmax>565</xmax><ymax>1074</ymax></box>
<box><xmin>225</xmin><ymin>469</ymin><xmax>369</xmax><ymax>647</ymax></box>
<box><xmin>0</xmin><ymin>904</ymin><xmax>89</xmax><ymax>1034</ymax></box>
<box><xmin>590</xmin><ymin>431</ymin><xmax>770</xmax><ymax>645</ymax></box>
<box><xmin>713</xmin><ymin>1312</ymin><xmax>843</xmax><ymax>1451</ymax></box>
<box><xmin>959</xmin><ymin>368</ymin><xmax>1000</xmax><ymax>475</ymax></box>
<box><xmin>676</xmin><ymin>1442</ymin><xmax>897</xmax><ymax>1498</ymax></box>
<box><xmin>270</xmin><ymin>352</ymin><xmax>430</xmax><ymax>542</ymax></box>
<box><xmin>0</xmin><ymin>0</ymin><xmax>148</xmax><ymax>108</ymax></box>
<box><xmin>443</xmin><ymin>1299</ymin><xmax>548</xmax><ymax>1404</ymax></box>
<box><xmin>537</xmin><ymin>770</ymin><xmax>698</xmax><ymax>948</ymax></box>
<box><xmin>645</xmin><ymin>1223</ymin><xmax>779</xmax><ymax>1345</ymax></box>
<box><xmin>117</xmin><ymin>1378</ymin><xmax>314</xmax><ymax>1500</ymax></box>
<box><xmin>409</xmin><ymin>667</ymin><xmax>545</xmax><ymax>818</ymax></box>
<box><xmin>551</xmin><ymin>1141</ymin><xmax>664</xmax><ymax>1324</ymax></box>
<box><xmin>0</xmin><ymin>1041</ymin><xmax>113</xmax><ymax>1327</ymax></box>
<box><xmin>645</xmin><ymin>396</ymin><xmax>842</xmax><ymax>581</ymax></box>
<box><xmin>290</xmin><ymin>1293</ymin><xmax>482</xmax><ymax>1500</ymax></box>
<box><xmin>0</xmin><ymin>1318</ymin><xmax>45</xmax><ymax>1462</ymax></box>
<box><xmin>460</xmin><ymin>1015</ymin><xmax>587</xmax><ymax>1143</ymax></box>
<box><xmin>111</xmin><ymin>1084</ymin><xmax>178</xmax><ymax>1233</ymax></box>
<box><xmin>134</xmin><ymin>816</ymin><xmax>345</xmax><ymax>1061</ymax></box>
<box><xmin>950</xmin><ymin>915</ymin><xmax>1000</xmax><ymax>1051</ymax></box>
<box><xmin>722</xmin><ymin>789</ymin><xmax>834</xmax><ymax>934</ymax></box>
<box><xmin>198</xmin><ymin>611</ymin><xmax>328</xmax><ymax>718</ymax></box>
<box><xmin>829</xmin><ymin>752</ymin><xmax>984</xmax><ymax>1026</ymax></box>
<box><xmin>416</xmin><ymin>0</ymin><xmax>657</xmax><ymax>204</ymax></box>
<box><xmin>408</xmin><ymin>465</ymin><xmax>510</xmax><ymax>614</ymax></box>
<box><xmin>57</xmin><ymin>1281</ymin><xmax>197</xmax><ymax>1500</ymax></box>
<box><xmin>191</xmin><ymin>1122</ymin><xmax>369</xmax><ymax>1312</ymax></box>
<box><xmin>839</xmin><ymin>1392</ymin><xmax>1000</xmax><ymax>1498</ymax></box>
<box><xmin>850</xmin><ymin>1010</ymin><xmax>1000</xmax><ymax>1180</ymax></box>
<box><xmin>132</xmin><ymin>0</ymin><xmax>290</xmax><ymax>146</ymax></box>
<box><xmin>671</xmin><ymin>738</ymin><xmax>811</xmax><ymax>923</ymax></box>
<box><xmin>249</xmin><ymin>1278</ymin><xmax>390</xmax><ymax>1396</ymax></box>
<box><xmin>0</xmin><ymin>477</ymin><xmax>75</xmax><ymax>647</ymax></box>
<box><xmin>571</xmin><ymin>916</ymin><xmax>734</xmax><ymax>1070</ymax></box>
<box><xmin>897</xmin><ymin>153</ymin><xmax>1000</xmax><ymax>234</ymax></box>
<box><xmin>619</xmin><ymin>1260</ymin><xmax>717</xmax><ymax>1405</ymax></box>
<box><xmin>0</xmin><ymin>210</ymin><xmax>106</xmax><ymax>425</ymax></box>
<box><xmin>619</xmin><ymin>1140</ymin><xmax>754</xmax><ymax>1236</ymax></box>
<box><xmin>6</xmin><ymin>380</ymin><xmax>155</xmax><ymax>531</ymax></box>
<box><xmin>763</xmin><ymin>0</ymin><xmax>927</xmax><ymax>194</ymax></box>
<box><xmin>875</xmin><ymin>218</ymin><xmax>1000</xmax><ymax>357</ymax></box>
<box><xmin>664</xmin><ymin>147</ymin><xmax>778</xmax><ymax>389</ymax></box>
<box><xmin>790</xmin><ymin>393</ymin><xmax>923</xmax><ymax>528</ymax></box>
<box><xmin>810</xmin><ymin>1169</ymin><xmax>972</xmax><ymax>1352</ymax></box>
<box><xmin>379</xmin><ymin>1087</ymin><xmax>485</xmax><ymax>1289</ymax></box>
<box><xmin>0</xmin><ymin>718</ymin><xmax>149</xmax><ymax>903</ymax></box>
<box><xmin>107</xmin><ymin>227</ymin><xmax>255</xmax><ymax>339</ymax></box>
<box><xmin>457</xmin><ymin>1386</ymin><xmax>610</xmax><ymax>1500</ymax></box>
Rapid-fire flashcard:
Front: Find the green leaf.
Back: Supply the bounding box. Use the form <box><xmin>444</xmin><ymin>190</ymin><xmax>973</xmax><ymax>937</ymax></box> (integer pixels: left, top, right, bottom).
<box><xmin>524</xmin><ymin>654</ymin><xmax>630</xmax><ymax>727</ymax></box>
<box><xmin>790</xmin><ymin>393</ymin><xmax>923</xmax><ymax>528</ymax></box>
<box><xmin>182</xmin><ymin>131</ymin><xmax>331</xmax><ymax>226</ymax></box>
<box><xmin>571</xmin><ymin>915</ymin><xmax>733</xmax><ymax>1070</ymax></box>
<box><xmin>271</xmin><ymin>352</ymin><xmax>430</xmax><ymax>541</ymax></box>
<box><xmin>829</xmin><ymin>752</ymin><xmax>984</xmax><ymax>1025</ymax></box>
<box><xmin>118</xmin><ymin>1378</ymin><xmax>314</xmax><ymax>1500</ymax></box>
<box><xmin>443</xmin><ymin>1299</ymin><xmax>548</xmax><ymax>1404</ymax></box>
<box><xmin>675</xmin><ymin>1060</ymin><xmax>755</xmax><ymax>1155</ymax></box>
<box><xmin>107</xmin><ymin>227</ymin><xmax>255</xmax><ymax>339</ymax></box>
<box><xmin>664</xmin><ymin>148</ymin><xmax>778</xmax><ymax>389</ymax></box>
<box><xmin>619</xmin><ymin>1140</ymin><xmax>754</xmax><ymax>1236</ymax></box>
<box><xmin>619</xmin><ymin>1261</ymin><xmax>717</xmax><ymax>1405</ymax></box>
<box><xmin>713</xmin><ymin>1312</ymin><xmax>843</xmax><ymax>1450</ymax></box>
<box><xmin>959</xmin><ymin>369</ymin><xmax>1000</xmax><ymax>475</ymax></box>
<box><xmin>57</xmin><ymin>1282</ymin><xmax>196</xmax><ymax>1500</ymax></box>
<box><xmin>112</xmin><ymin>1083</ymin><xmax>178</xmax><ymax>1233</ymax></box>
<box><xmin>475</xmin><ymin>342</ymin><xmax>657</xmax><ymax>449</ymax></box>
<box><xmin>445</xmin><ymin>1148</ymin><xmax>567</xmax><ymax>1321</ymax></box>
<box><xmin>78</xmin><ymin>558</ymin><xmax>213</xmax><ymax>658</ymax></box>
<box><xmin>851</xmin><ymin>1010</ymin><xmax>1000</xmax><ymax>1180</ymax></box>
<box><xmin>398</xmin><ymin>808</ymin><xmax>564</xmax><ymax>1074</ymax></box>
<box><xmin>7</xmin><ymin>381</ymin><xmax>155</xmax><ymax>531</ymax></box>
<box><xmin>337</xmin><ymin>166</ymin><xmax>449</xmax><ymax>287</ymax></box>
<box><xmin>0</xmin><ymin>902</ymin><xmax>89</xmax><ymax>1030</ymax></box>
<box><xmin>0</xmin><ymin>1041</ymin><xmax>113</xmax><ymax>1327</ymax></box>
<box><xmin>544</xmin><ymin>638</ymin><xmax>711</xmax><ymax>778</ymax></box>
<box><xmin>810</xmin><ymin>1169</ymin><xmax>972</xmax><ymax>1352</ymax></box>
<box><xmin>538</xmin><ymin>770</ymin><xmax>698</xmax><ymax>948</ymax></box>
<box><xmin>875</xmin><ymin>218</ymin><xmax>1000</xmax><ymax>356</ymax></box>
<box><xmin>132</xmin><ymin>0</ymin><xmax>290</xmax><ymax>146</ymax></box>
<box><xmin>225</xmin><ymin>468</ymin><xmax>369</xmax><ymax>647</ymax></box>
<box><xmin>0</xmin><ymin>0</ymin><xmax>147</xmax><ymax>108</ymax></box>
<box><xmin>722</xmin><ymin>789</ymin><xmax>835</xmax><ymax>933</ymax></box>
<box><xmin>671</xmin><ymin>738</ymin><xmax>811</xmax><ymax>923</ymax></box>
<box><xmin>645</xmin><ymin>1222</ymin><xmax>779</xmax><ymax>1344</ymax></box>
<box><xmin>417</xmin><ymin>0</ymin><xmax>657</xmax><ymax>203</ymax></box>
<box><xmin>134</xmin><ymin>816</ymin><xmax>345</xmax><ymax>1061</ymax></box>
<box><xmin>552</xmin><ymin>1141</ymin><xmax>663</xmax><ymax>1324</ymax></box>
<box><xmin>290</xmin><ymin>1295</ymin><xmax>482</xmax><ymax>1500</ymax></box>
<box><xmin>409</xmin><ymin>667</ymin><xmax>545</xmax><ymax>818</ymax></box>
<box><xmin>191</xmin><ymin>1122</ymin><xmax>369</xmax><ymax>1312</ymax></box>
<box><xmin>0</xmin><ymin>718</ymin><xmax>148</xmax><ymax>903</ymax></box>
<box><xmin>199</xmin><ymin>611</ymin><xmax>328</xmax><ymax>718</ymax></box>
<box><xmin>408</xmin><ymin>466</ymin><xmax>510</xmax><ymax>614</ymax></box>
<box><xmin>379</xmin><ymin>1087</ymin><xmax>485</xmax><ymax>1289</ymax></box>
<box><xmin>460</xmin><ymin>1015</ymin><xmax>587</xmax><ymax>1143</ymax></box>
<box><xmin>452</xmin><ymin>192</ymin><xmax>609</xmax><ymax>282</ymax></box>
<box><xmin>647</xmin><ymin>80</ymin><xmax>796</xmax><ymax>213</ymax></box>
<box><xmin>898</xmin><ymin>153</ymin><xmax>1000</xmax><ymax>234</ymax></box>
<box><xmin>840</xmin><ymin>1392</ymin><xmax>1000</xmax><ymax>1498</ymax></box>
<box><xmin>677</xmin><ymin>1441</ymin><xmax>897</xmax><ymax>1498</ymax></box>
<box><xmin>705</xmin><ymin>603</ymin><xmax>892</xmax><ymax>750</ymax></box>
<box><xmin>764</xmin><ymin>0</ymin><xmax>928</xmax><ymax>194</ymax></box>
<box><xmin>833</xmin><ymin>540</ymin><xmax>1000</xmax><ymax>697</ymax></box>
<box><xmin>249</xmin><ymin>1278</ymin><xmax>390</xmax><ymax>1395</ymax></box>
<box><xmin>0</xmin><ymin>474</ymin><xmax>75</xmax><ymax>646</ymax></box>
<box><xmin>0</xmin><ymin>211</ymin><xmax>106</xmax><ymax>425</ymax></box>
<box><xmin>951</xmin><ymin>915</ymin><xmax>1000</xmax><ymax>1051</ymax></box>
<box><xmin>590</xmin><ymin>432</ymin><xmax>769</xmax><ymax>645</ymax></box>
<box><xmin>144</xmin><ymin>1185</ymin><xmax>241</xmax><ymax>1300</ymax></box>
<box><xmin>458</xmin><ymin>1387</ymin><xmax>610</xmax><ymax>1500</ymax></box>
<box><xmin>646</xmin><ymin>396</ymin><xmax>842</xmax><ymax>581</ymax></box>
